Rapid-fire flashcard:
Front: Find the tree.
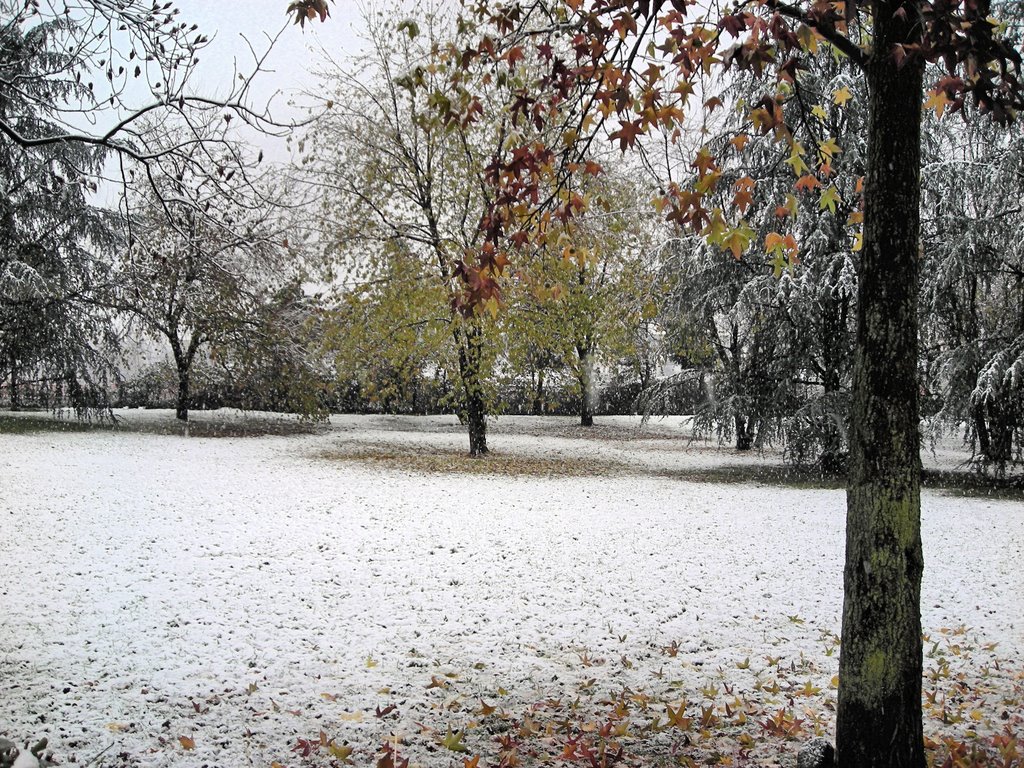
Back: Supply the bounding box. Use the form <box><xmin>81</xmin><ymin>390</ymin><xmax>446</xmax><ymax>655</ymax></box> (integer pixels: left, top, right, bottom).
<box><xmin>920</xmin><ymin>108</ymin><xmax>1024</xmax><ymax>472</ymax></box>
<box><xmin>295</xmin><ymin>0</ymin><xmax>1024</xmax><ymax>762</ymax></box>
<box><xmin>308</xmin><ymin>5</ymin><xmax>559</xmax><ymax>454</ymax></box>
<box><xmin>114</xmin><ymin>126</ymin><xmax>297</xmax><ymax>421</ymax></box>
<box><xmin>2</xmin><ymin>0</ymin><xmax>306</xmax><ymax>416</ymax></box>
<box><xmin>505</xmin><ymin>172</ymin><xmax>666</xmax><ymax>426</ymax></box>
<box><xmin>1</xmin><ymin>11</ymin><xmax>122</xmax><ymax>411</ymax></box>
<box><xmin>655</xmin><ymin>60</ymin><xmax>862</xmax><ymax>459</ymax></box>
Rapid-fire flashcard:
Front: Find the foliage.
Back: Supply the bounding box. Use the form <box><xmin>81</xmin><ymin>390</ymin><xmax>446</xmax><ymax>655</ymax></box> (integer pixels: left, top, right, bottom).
<box><xmin>0</xmin><ymin>11</ymin><xmax>122</xmax><ymax>412</ymax></box>
<box><xmin>920</xmin><ymin>108</ymin><xmax>1024</xmax><ymax>473</ymax></box>
<box><xmin>114</xmin><ymin>124</ymin><xmax>313</xmax><ymax>421</ymax></box>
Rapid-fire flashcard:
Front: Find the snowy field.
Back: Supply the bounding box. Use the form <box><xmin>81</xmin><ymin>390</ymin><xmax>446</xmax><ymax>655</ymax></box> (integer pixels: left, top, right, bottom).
<box><xmin>1</xmin><ymin>410</ymin><xmax>1021</xmax><ymax>767</ymax></box>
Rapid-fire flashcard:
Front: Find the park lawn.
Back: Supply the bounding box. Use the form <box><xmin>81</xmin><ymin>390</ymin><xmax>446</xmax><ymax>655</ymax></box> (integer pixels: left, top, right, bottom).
<box><xmin>1</xmin><ymin>411</ymin><xmax>1021</xmax><ymax>767</ymax></box>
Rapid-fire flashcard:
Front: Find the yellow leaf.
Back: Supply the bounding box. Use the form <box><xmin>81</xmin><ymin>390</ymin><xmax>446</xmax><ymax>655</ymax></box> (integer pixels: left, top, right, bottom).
<box><xmin>366</xmin><ymin>655</ymin><xmax>379</xmax><ymax>668</ymax></box>
<box><xmin>797</xmin><ymin>24</ymin><xmax>819</xmax><ymax>52</ymax></box>
<box><xmin>925</xmin><ymin>90</ymin><xmax>951</xmax><ymax>119</ymax></box>
<box><xmin>819</xmin><ymin>185</ymin><xmax>842</xmax><ymax>214</ymax></box>
<box><xmin>818</xmin><ymin>137</ymin><xmax>842</xmax><ymax>162</ymax></box>
<box><xmin>339</xmin><ymin>710</ymin><xmax>364</xmax><ymax>722</ymax></box>
<box><xmin>329</xmin><ymin>743</ymin><xmax>355</xmax><ymax>763</ymax></box>
<box><xmin>811</xmin><ymin>104</ymin><xmax>828</xmax><ymax>121</ymax></box>
<box><xmin>106</xmin><ymin>723</ymin><xmax>128</xmax><ymax>732</ymax></box>
<box><xmin>833</xmin><ymin>86</ymin><xmax>853</xmax><ymax>106</ymax></box>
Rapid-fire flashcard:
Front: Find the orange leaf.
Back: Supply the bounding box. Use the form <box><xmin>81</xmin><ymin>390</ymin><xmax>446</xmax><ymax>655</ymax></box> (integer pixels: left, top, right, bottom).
<box><xmin>179</xmin><ymin>736</ymin><xmax>195</xmax><ymax>750</ymax></box>
<box><xmin>795</xmin><ymin>174</ymin><xmax>822</xmax><ymax>192</ymax></box>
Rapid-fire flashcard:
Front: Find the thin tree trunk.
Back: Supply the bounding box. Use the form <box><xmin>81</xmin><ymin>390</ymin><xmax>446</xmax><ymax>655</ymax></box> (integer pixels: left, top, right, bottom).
<box><xmin>836</xmin><ymin>4</ymin><xmax>926</xmax><ymax>765</ymax></box>
<box><xmin>532</xmin><ymin>368</ymin><xmax>546</xmax><ymax>416</ymax></box>
<box><xmin>578</xmin><ymin>343</ymin><xmax>594</xmax><ymax>427</ymax></box>
<box><xmin>8</xmin><ymin>353</ymin><xmax>19</xmax><ymax>411</ymax></box>
<box><xmin>175</xmin><ymin>359</ymin><xmax>190</xmax><ymax>422</ymax></box>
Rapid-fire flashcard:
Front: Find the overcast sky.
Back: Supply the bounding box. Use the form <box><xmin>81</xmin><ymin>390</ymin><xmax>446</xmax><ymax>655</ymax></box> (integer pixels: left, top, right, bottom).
<box><xmin>175</xmin><ymin>0</ymin><xmax>366</xmax><ymax>120</ymax></box>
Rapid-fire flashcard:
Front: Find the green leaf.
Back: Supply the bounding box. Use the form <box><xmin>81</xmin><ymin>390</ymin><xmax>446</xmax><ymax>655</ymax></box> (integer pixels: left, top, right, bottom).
<box><xmin>397</xmin><ymin>18</ymin><xmax>420</xmax><ymax>39</ymax></box>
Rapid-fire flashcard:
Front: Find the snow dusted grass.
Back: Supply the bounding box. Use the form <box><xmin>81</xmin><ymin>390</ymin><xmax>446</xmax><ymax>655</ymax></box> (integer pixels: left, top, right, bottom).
<box><xmin>1</xmin><ymin>411</ymin><xmax>1022</xmax><ymax>767</ymax></box>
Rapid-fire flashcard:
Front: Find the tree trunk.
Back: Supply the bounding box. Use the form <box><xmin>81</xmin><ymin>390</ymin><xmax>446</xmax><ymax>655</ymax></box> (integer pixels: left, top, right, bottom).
<box><xmin>578</xmin><ymin>343</ymin><xmax>595</xmax><ymax>427</ymax></box>
<box><xmin>456</xmin><ymin>322</ymin><xmax>488</xmax><ymax>456</ymax></box>
<box><xmin>532</xmin><ymin>368</ymin><xmax>546</xmax><ymax>416</ymax></box>
<box><xmin>973</xmin><ymin>399</ymin><xmax>992</xmax><ymax>460</ymax></box>
<box><xmin>170</xmin><ymin>337</ymin><xmax>195</xmax><ymax>423</ymax></box>
<box><xmin>175</xmin><ymin>362</ymin><xmax>190</xmax><ymax>422</ymax></box>
<box><xmin>734</xmin><ymin>415</ymin><xmax>752</xmax><ymax>450</ymax></box>
<box><xmin>8</xmin><ymin>353</ymin><xmax>19</xmax><ymax>411</ymax></box>
<box><xmin>836</xmin><ymin>5</ymin><xmax>926</xmax><ymax>766</ymax></box>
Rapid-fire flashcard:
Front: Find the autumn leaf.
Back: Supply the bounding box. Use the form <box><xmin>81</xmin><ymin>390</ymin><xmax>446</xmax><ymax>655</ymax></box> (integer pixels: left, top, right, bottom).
<box><xmin>925</xmin><ymin>89</ymin><xmax>951</xmax><ymax>118</ymax></box>
<box><xmin>833</xmin><ymin>86</ymin><xmax>853</xmax><ymax>105</ymax></box>
<box><xmin>795</xmin><ymin>174</ymin><xmax>822</xmax><ymax>193</ymax></box>
<box><xmin>819</xmin><ymin>185</ymin><xmax>842</xmax><ymax>213</ymax></box>
<box><xmin>733</xmin><ymin>176</ymin><xmax>756</xmax><ymax>214</ymax></box>
<box><xmin>178</xmin><ymin>736</ymin><xmax>195</xmax><ymax>750</ymax></box>
<box><xmin>818</xmin><ymin>137</ymin><xmax>842</xmax><ymax>162</ymax></box>
<box><xmin>723</xmin><ymin>222</ymin><xmax>755</xmax><ymax>259</ymax></box>
<box><xmin>609</xmin><ymin>120</ymin><xmax>642</xmax><ymax>150</ymax></box>
<box><xmin>442</xmin><ymin>727</ymin><xmax>469</xmax><ymax>752</ymax></box>
<box><xmin>328</xmin><ymin>742</ymin><xmax>355</xmax><ymax>763</ymax></box>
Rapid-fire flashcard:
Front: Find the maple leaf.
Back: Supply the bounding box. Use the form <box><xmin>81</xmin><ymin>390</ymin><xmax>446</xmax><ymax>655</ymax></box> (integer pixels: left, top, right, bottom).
<box><xmin>733</xmin><ymin>176</ymin><xmax>755</xmax><ymax>214</ymax></box>
<box><xmin>426</xmin><ymin>675</ymin><xmax>450</xmax><ymax>689</ymax></box>
<box><xmin>442</xmin><ymin>727</ymin><xmax>469</xmax><ymax>752</ymax></box>
<box><xmin>925</xmin><ymin>89</ymin><xmax>952</xmax><ymax>118</ymax></box>
<box><xmin>819</xmin><ymin>185</ymin><xmax>842</xmax><ymax>213</ymax></box>
<box><xmin>832</xmin><ymin>86</ymin><xmax>853</xmax><ymax>106</ymax></box>
<box><xmin>795</xmin><ymin>174</ymin><xmax>822</xmax><ymax>192</ymax></box>
<box><xmin>818</xmin><ymin>137</ymin><xmax>842</xmax><ymax>162</ymax></box>
<box><xmin>329</xmin><ymin>743</ymin><xmax>355</xmax><ymax>764</ymax></box>
<box><xmin>724</xmin><ymin>222</ymin><xmax>755</xmax><ymax>259</ymax></box>
<box><xmin>731</xmin><ymin>133</ymin><xmax>750</xmax><ymax>151</ymax></box>
<box><xmin>609</xmin><ymin>120</ymin><xmax>642</xmax><ymax>150</ymax></box>
<box><xmin>666</xmin><ymin>703</ymin><xmax>693</xmax><ymax>730</ymax></box>
<box><xmin>478</xmin><ymin>699</ymin><xmax>497</xmax><ymax>716</ymax></box>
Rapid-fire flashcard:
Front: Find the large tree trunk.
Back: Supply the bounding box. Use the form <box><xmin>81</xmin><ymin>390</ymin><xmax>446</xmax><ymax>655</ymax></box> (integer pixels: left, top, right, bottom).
<box><xmin>836</xmin><ymin>4</ymin><xmax>926</xmax><ymax>766</ymax></box>
<box><xmin>456</xmin><ymin>322</ymin><xmax>488</xmax><ymax>456</ymax></box>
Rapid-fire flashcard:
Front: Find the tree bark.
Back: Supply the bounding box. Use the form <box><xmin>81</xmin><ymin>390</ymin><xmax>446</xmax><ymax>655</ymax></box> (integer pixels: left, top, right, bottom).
<box><xmin>836</xmin><ymin>3</ymin><xmax>926</xmax><ymax>765</ymax></box>
<box><xmin>532</xmin><ymin>368</ymin><xmax>546</xmax><ymax>416</ymax></box>
<box><xmin>578</xmin><ymin>343</ymin><xmax>595</xmax><ymax>427</ymax></box>
<box><xmin>456</xmin><ymin>321</ymin><xmax>488</xmax><ymax>455</ymax></box>
<box><xmin>734</xmin><ymin>415</ymin><xmax>752</xmax><ymax>450</ymax></box>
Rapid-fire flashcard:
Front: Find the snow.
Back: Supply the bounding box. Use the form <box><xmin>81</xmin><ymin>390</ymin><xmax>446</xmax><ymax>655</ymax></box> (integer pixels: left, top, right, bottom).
<box><xmin>1</xmin><ymin>410</ymin><xmax>1021</xmax><ymax>766</ymax></box>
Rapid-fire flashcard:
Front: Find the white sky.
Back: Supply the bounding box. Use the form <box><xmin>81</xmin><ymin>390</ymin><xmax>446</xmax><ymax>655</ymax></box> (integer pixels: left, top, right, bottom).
<box><xmin>177</xmin><ymin>0</ymin><xmax>365</xmax><ymax>115</ymax></box>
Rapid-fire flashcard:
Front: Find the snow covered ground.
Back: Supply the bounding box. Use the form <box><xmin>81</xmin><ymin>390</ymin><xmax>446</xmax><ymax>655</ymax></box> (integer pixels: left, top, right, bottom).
<box><xmin>1</xmin><ymin>410</ymin><xmax>1021</xmax><ymax>767</ymax></box>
